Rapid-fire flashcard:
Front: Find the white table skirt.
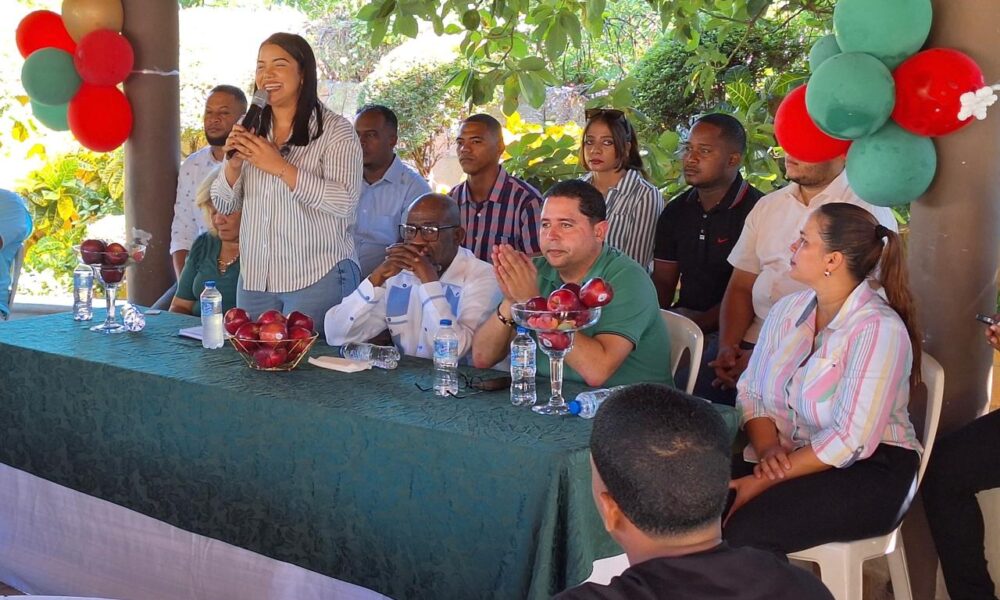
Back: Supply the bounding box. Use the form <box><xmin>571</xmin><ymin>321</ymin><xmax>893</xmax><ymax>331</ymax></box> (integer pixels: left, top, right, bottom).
<box><xmin>0</xmin><ymin>463</ymin><xmax>391</xmax><ymax>600</ymax></box>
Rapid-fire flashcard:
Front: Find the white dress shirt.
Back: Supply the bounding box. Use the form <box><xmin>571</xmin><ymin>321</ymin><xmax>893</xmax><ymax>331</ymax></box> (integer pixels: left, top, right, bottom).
<box><xmin>213</xmin><ymin>106</ymin><xmax>363</xmax><ymax>293</ymax></box>
<box><xmin>355</xmin><ymin>155</ymin><xmax>432</xmax><ymax>278</ymax></box>
<box><xmin>170</xmin><ymin>146</ymin><xmax>219</xmax><ymax>255</ymax></box>
<box><xmin>325</xmin><ymin>247</ymin><xmax>500</xmax><ymax>360</ymax></box>
<box><xmin>727</xmin><ymin>170</ymin><xmax>897</xmax><ymax>343</ymax></box>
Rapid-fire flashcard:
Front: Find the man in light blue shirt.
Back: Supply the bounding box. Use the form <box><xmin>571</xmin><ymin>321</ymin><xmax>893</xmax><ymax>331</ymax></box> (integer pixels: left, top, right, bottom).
<box><xmin>354</xmin><ymin>105</ymin><xmax>432</xmax><ymax>278</ymax></box>
<box><xmin>0</xmin><ymin>189</ymin><xmax>33</xmax><ymax>319</ymax></box>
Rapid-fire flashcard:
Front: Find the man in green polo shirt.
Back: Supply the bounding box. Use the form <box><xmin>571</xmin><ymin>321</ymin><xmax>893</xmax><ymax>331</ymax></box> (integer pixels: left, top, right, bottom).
<box><xmin>472</xmin><ymin>179</ymin><xmax>672</xmax><ymax>388</ymax></box>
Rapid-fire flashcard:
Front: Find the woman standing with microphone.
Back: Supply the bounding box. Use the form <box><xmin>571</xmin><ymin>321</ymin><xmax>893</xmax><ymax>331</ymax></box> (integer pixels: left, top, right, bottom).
<box><xmin>213</xmin><ymin>32</ymin><xmax>362</xmax><ymax>335</ymax></box>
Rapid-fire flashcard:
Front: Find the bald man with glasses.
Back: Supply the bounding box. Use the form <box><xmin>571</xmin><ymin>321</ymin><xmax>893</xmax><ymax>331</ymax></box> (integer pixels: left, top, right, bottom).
<box><xmin>325</xmin><ymin>193</ymin><xmax>500</xmax><ymax>360</ymax></box>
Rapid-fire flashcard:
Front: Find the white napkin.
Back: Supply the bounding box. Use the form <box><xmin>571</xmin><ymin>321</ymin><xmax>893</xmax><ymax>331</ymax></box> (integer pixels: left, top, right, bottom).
<box><xmin>179</xmin><ymin>326</ymin><xmax>232</xmax><ymax>341</ymax></box>
<box><xmin>307</xmin><ymin>356</ymin><xmax>373</xmax><ymax>373</ymax></box>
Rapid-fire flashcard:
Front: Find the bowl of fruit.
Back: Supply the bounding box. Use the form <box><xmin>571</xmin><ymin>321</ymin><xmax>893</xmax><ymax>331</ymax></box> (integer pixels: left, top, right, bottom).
<box><xmin>77</xmin><ymin>238</ymin><xmax>148</xmax><ymax>334</ymax></box>
<box><xmin>509</xmin><ymin>277</ymin><xmax>614</xmax><ymax>415</ymax></box>
<box><xmin>224</xmin><ymin>308</ymin><xmax>319</xmax><ymax>371</ymax></box>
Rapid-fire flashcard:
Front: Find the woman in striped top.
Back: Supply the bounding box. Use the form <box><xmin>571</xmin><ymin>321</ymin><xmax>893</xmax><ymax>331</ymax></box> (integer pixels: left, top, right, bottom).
<box><xmin>213</xmin><ymin>33</ymin><xmax>362</xmax><ymax>336</ymax></box>
<box><xmin>580</xmin><ymin>109</ymin><xmax>664</xmax><ymax>270</ymax></box>
<box><xmin>723</xmin><ymin>202</ymin><xmax>922</xmax><ymax>555</ymax></box>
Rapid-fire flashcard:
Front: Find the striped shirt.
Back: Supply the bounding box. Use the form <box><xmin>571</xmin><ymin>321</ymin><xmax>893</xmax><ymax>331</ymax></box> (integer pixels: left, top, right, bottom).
<box><xmin>583</xmin><ymin>169</ymin><xmax>664</xmax><ymax>270</ymax></box>
<box><xmin>737</xmin><ymin>282</ymin><xmax>921</xmax><ymax>468</ymax></box>
<box><xmin>448</xmin><ymin>165</ymin><xmax>543</xmax><ymax>262</ymax></box>
<box><xmin>212</xmin><ymin>106</ymin><xmax>363</xmax><ymax>293</ymax></box>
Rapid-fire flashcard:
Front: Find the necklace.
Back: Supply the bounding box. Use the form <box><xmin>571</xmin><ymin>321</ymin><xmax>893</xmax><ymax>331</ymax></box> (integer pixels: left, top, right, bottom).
<box><xmin>217</xmin><ymin>253</ymin><xmax>239</xmax><ymax>274</ymax></box>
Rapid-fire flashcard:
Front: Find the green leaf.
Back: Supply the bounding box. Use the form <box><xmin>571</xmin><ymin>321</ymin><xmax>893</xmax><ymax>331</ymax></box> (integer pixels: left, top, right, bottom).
<box><xmin>585</xmin><ymin>0</ymin><xmax>606</xmax><ymax>36</ymax></box>
<box><xmin>462</xmin><ymin>9</ymin><xmax>481</xmax><ymax>31</ymax></box>
<box><xmin>502</xmin><ymin>75</ymin><xmax>521</xmax><ymax>116</ymax></box>
<box><xmin>544</xmin><ymin>24</ymin><xmax>567</xmax><ymax>62</ymax></box>
<box><xmin>356</xmin><ymin>2</ymin><xmax>380</xmax><ymax>20</ymax></box>
<box><xmin>394</xmin><ymin>14</ymin><xmax>418</xmax><ymax>37</ymax></box>
<box><xmin>560</xmin><ymin>12</ymin><xmax>582</xmax><ymax>48</ymax></box>
<box><xmin>517</xmin><ymin>71</ymin><xmax>546</xmax><ymax>108</ymax></box>
<box><xmin>370</xmin><ymin>19</ymin><xmax>390</xmax><ymax>46</ymax></box>
<box><xmin>725</xmin><ymin>81</ymin><xmax>757</xmax><ymax>111</ymax></box>
<box><xmin>517</xmin><ymin>57</ymin><xmax>546</xmax><ymax>71</ymax></box>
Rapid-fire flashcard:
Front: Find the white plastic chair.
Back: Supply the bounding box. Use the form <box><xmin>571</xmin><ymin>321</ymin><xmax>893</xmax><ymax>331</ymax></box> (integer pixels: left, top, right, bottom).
<box><xmin>659</xmin><ymin>309</ymin><xmax>704</xmax><ymax>394</ymax></box>
<box><xmin>3</xmin><ymin>244</ymin><xmax>25</xmax><ymax>321</ymax></box>
<box><xmin>787</xmin><ymin>353</ymin><xmax>945</xmax><ymax>600</ymax></box>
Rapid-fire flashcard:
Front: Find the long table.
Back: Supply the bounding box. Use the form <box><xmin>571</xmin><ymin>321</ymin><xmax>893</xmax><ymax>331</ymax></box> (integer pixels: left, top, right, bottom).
<box><xmin>0</xmin><ymin>310</ymin><xmax>738</xmax><ymax>599</ymax></box>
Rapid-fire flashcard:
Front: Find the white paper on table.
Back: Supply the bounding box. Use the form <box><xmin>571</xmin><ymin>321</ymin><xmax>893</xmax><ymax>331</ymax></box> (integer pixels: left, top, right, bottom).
<box><xmin>178</xmin><ymin>326</ymin><xmax>232</xmax><ymax>341</ymax></box>
<box><xmin>307</xmin><ymin>356</ymin><xmax>372</xmax><ymax>373</ymax></box>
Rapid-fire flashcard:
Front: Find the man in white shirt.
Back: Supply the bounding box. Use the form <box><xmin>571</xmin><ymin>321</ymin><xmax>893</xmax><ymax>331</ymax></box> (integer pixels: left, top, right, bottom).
<box><xmin>353</xmin><ymin>104</ymin><xmax>432</xmax><ymax>278</ymax></box>
<box><xmin>169</xmin><ymin>85</ymin><xmax>247</xmax><ymax>278</ymax></box>
<box><xmin>326</xmin><ymin>193</ymin><xmax>500</xmax><ymax>360</ymax></box>
<box><xmin>701</xmin><ymin>154</ymin><xmax>897</xmax><ymax>404</ymax></box>
<box><xmin>0</xmin><ymin>189</ymin><xmax>32</xmax><ymax>319</ymax></box>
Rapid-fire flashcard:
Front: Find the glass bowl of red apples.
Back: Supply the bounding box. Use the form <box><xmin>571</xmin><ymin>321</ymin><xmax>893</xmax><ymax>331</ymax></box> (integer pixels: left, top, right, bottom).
<box><xmin>77</xmin><ymin>238</ymin><xmax>147</xmax><ymax>334</ymax></box>
<box><xmin>509</xmin><ymin>277</ymin><xmax>613</xmax><ymax>415</ymax></box>
<box><xmin>223</xmin><ymin>308</ymin><xmax>319</xmax><ymax>371</ymax></box>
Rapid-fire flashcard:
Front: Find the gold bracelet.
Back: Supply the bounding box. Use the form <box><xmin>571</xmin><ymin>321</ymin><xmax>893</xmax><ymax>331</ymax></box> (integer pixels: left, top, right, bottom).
<box><xmin>496</xmin><ymin>302</ymin><xmax>515</xmax><ymax>327</ymax></box>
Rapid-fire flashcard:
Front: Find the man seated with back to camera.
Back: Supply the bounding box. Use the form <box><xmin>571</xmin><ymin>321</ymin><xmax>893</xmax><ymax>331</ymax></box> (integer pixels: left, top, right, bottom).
<box><xmin>555</xmin><ymin>383</ymin><xmax>833</xmax><ymax>600</ymax></box>
<box><xmin>325</xmin><ymin>193</ymin><xmax>499</xmax><ymax>360</ymax></box>
<box><xmin>471</xmin><ymin>179</ymin><xmax>671</xmax><ymax>387</ymax></box>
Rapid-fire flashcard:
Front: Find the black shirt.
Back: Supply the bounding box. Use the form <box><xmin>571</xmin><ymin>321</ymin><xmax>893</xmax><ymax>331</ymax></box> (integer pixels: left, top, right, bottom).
<box><xmin>653</xmin><ymin>175</ymin><xmax>763</xmax><ymax>312</ymax></box>
<box><xmin>554</xmin><ymin>543</ymin><xmax>833</xmax><ymax>600</ymax></box>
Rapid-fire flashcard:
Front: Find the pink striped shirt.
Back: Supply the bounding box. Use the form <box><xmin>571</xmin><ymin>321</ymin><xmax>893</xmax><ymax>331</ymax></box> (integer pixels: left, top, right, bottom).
<box><xmin>737</xmin><ymin>282</ymin><xmax>921</xmax><ymax>468</ymax></box>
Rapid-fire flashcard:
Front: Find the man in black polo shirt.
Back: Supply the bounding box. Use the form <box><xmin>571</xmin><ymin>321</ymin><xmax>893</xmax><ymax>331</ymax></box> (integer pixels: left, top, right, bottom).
<box><xmin>555</xmin><ymin>384</ymin><xmax>833</xmax><ymax>600</ymax></box>
<box><xmin>652</xmin><ymin>114</ymin><xmax>763</xmax><ymax>334</ymax></box>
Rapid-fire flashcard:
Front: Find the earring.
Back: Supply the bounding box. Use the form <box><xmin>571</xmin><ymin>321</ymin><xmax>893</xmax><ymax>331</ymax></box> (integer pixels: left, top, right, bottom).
<box><xmin>824</xmin><ymin>270</ymin><xmax>831</xmax><ymax>277</ymax></box>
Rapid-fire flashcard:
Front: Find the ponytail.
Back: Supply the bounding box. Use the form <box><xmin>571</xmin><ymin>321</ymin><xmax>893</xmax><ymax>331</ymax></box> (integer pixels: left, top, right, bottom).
<box><xmin>878</xmin><ymin>229</ymin><xmax>922</xmax><ymax>386</ymax></box>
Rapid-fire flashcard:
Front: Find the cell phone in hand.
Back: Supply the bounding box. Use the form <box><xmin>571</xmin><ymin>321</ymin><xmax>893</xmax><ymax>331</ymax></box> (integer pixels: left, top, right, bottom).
<box><xmin>975</xmin><ymin>313</ymin><xmax>999</xmax><ymax>326</ymax></box>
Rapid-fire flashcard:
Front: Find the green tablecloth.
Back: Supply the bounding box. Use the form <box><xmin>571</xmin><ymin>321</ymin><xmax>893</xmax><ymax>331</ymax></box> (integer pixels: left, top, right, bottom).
<box><xmin>0</xmin><ymin>310</ymin><xmax>739</xmax><ymax>599</ymax></box>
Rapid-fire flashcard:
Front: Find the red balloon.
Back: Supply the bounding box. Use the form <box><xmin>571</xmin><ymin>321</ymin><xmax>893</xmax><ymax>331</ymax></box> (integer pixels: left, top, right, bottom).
<box><xmin>74</xmin><ymin>29</ymin><xmax>134</xmax><ymax>86</ymax></box>
<box><xmin>892</xmin><ymin>48</ymin><xmax>985</xmax><ymax>137</ymax></box>
<box><xmin>68</xmin><ymin>85</ymin><xmax>133</xmax><ymax>152</ymax></box>
<box><xmin>774</xmin><ymin>85</ymin><xmax>852</xmax><ymax>163</ymax></box>
<box><xmin>16</xmin><ymin>10</ymin><xmax>76</xmax><ymax>57</ymax></box>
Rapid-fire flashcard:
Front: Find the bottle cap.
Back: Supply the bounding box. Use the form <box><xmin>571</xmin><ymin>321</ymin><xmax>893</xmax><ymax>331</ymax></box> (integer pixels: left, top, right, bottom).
<box><xmin>204</xmin><ymin>280</ymin><xmax>216</xmax><ymax>287</ymax></box>
<box><xmin>440</xmin><ymin>319</ymin><xmax>452</xmax><ymax>326</ymax></box>
<box><xmin>516</xmin><ymin>326</ymin><xmax>528</xmax><ymax>335</ymax></box>
<box><xmin>567</xmin><ymin>400</ymin><xmax>582</xmax><ymax>415</ymax></box>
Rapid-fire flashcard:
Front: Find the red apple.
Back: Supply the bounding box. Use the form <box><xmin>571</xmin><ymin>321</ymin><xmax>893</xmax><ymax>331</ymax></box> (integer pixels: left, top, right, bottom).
<box><xmin>533</xmin><ymin>312</ymin><xmax>559</xmax><ymax>330</ymax></box>
<box><xmin>80</xmin><ymin>239</ymin><xmax>106</xmax><ymax>265</ymax></box>
<box><xmin>547</xmin><ymin>288</ymin><xmax>583</xmax><ymax>312</ymax></box>
<box><xmin>286</xmin><ymin>310</ymin><xmax>314</xmax><ymax>332</ymax></box>
<box><xmin>103</xmin><ymin>242</ymin><xmax>129</xmax><ymax>266</ymax></box>
<box><xmin>559</xmin><ymin>282</ymin><xmax>582</xmax><ymax>298</ymax></box>
<box><xmin>286</xmin><ymin>326</ymin><xmax>313</xmax><ymax>360</ymax></box>
<box><xmin>258</xmin><ymin>309</ymin><xmax>287</xmax><ymax>325</ymax></box>
<box><xmin>538</xmin><ymin>331</ymin><xmax>572</xmax><ymax>351</ymax></box>
<box><xmin>580</xmin><ymin>277</ymin><xmax>614</xmax><ymax>308</ymax></box>
<box><xmin>235</xmin><ymin>322</ymin><xmax>262</xmax><ymax>352</ymax></box>
<box><xmin>524</xmin><ymin>296</ymin><xmax>548</xmax><ymax>312</ymax></box>
<box><xmin>99</xmin><ymin>265</ymin><xmax>124</xmax><ymax>284</ymax></box>
<box><xmin>259</xmin><ymin>322</ymin><xmax>288</xmax><ymax>347</ymax></box>
<box><xmin>224</xmin><ymin>308</ymin><xmax>250</xmax><ymax>335</ymax></box>
<box><xmin>253</xmin><ymin>345</ymin><xmax>288</xmax><ymax>368</ymax></box>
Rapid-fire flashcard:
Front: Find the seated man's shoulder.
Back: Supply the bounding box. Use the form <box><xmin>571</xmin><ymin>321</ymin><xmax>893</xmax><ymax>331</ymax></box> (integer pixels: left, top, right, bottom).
<box><xmin>504</xmin><ymin>171</ymin><xmax>542</xmax><ymax>200</ymax></box>
<box><xmin>179</xmin><ymin>146</ymin><xmax>215</xmax><ymax>171</ymax></box>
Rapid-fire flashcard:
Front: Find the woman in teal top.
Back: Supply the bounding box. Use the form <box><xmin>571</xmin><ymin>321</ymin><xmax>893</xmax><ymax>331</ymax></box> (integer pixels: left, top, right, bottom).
<box><xmin>170</xmin><ymin>169</ymin><xmax>242</xmax><ymax>316</ymax></box>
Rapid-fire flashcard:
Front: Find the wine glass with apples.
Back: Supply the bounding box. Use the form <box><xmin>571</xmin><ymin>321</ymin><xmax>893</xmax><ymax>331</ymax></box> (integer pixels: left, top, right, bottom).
<box><xmin>510</xmin><ymin>277</ymin><xmax>613</xmax><ymax>415</ymax></box>
<box><xmin>78</xmin><ymin>238</ymin><xmax>147</xmax><ymax>334</ymax></box>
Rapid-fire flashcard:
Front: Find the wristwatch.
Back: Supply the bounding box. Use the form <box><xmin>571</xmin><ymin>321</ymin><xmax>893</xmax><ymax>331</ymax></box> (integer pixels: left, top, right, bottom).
<box><xmin>496</xmin><ymin>302</ymin><xmax>515</xmax><ymax>327</ymax></box>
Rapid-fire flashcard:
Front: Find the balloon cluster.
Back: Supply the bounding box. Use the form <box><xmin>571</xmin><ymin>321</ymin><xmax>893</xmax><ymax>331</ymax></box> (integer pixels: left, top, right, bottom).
<box><xmin>16</xmin><ymin>0</ymin><xmax>134</xmax><ymax>152</ymax></box>
<box><xmin>774</xmin><ymin>0</ymin><xmax>987</xmax><ymax>207</ymax></box>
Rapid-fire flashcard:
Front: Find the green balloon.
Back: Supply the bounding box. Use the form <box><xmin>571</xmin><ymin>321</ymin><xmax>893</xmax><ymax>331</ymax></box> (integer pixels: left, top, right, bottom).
<box><xmin>846</xmin><ymin>122</ymin><xmax>936</xmax><ymax>207</ymax></box>
<box><xmin>834</xmin><ymin>0</ymin><xmax>932</xmax><ymax>69</ymax></box>
<box><xmin>806</xmin><ymin>53</ymin><xmax>895</xmax><ymax>140</ymax></box>
<box><xmin>809</xmin><ymin>35</ymin><xmax>841</xmax><ymax>72</ymax></box>
<box><xmin>32</xmin><ymin>101</ymin><xmax>69</xmax><ymax>132</ymax></box>
<box><xmin>21</xmin><ymin>48</ymin><xmax>81</xmax><ymax>106</ymax></box>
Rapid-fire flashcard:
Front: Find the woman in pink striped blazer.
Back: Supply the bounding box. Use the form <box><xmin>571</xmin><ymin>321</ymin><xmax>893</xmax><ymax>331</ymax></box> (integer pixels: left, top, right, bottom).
<box><xmin>722</xmin><ymin>202</ymin><xmax>922</xmax><ymax>554</ymax></box>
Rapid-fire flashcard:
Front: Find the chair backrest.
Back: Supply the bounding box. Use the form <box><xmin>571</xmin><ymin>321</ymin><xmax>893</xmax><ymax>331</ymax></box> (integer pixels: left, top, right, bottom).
<box><xmin>914</xmin><ymin>353</ymin><xmax>944</xmax><ymax>486</ymax></box>
<box><xmin>4</xmin><ymin>243</ymin><xmax>26</xmax><ymax>321</ymax></box>
<box><xmin>659</xmin><ymin>309</ymin><xmax>704</xmax><ymax>395</ymax></box>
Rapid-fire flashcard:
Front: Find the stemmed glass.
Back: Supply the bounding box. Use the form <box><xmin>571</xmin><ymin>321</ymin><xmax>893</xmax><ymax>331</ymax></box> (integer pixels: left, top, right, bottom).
<box><xmin>79</xmin><ymin>242</ymin><xmax>146</xmax><ymax>334</ymax></box>
<box><xmin>510</xmin><ymin>304</ymin><xmax>601</xmax><ymax>415</ymax></box>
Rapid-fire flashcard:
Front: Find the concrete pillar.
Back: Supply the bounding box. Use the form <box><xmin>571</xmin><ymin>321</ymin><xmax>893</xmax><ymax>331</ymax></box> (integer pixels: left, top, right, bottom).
<box><xmin>122</xmin><ymin>0</ymin><xmax>179</xmax><ymax>306</ymax></box>
<box><xmin>904</xmin><ymin>2</ymin><xmax>1000</xmax><ymax>597</ymax></box>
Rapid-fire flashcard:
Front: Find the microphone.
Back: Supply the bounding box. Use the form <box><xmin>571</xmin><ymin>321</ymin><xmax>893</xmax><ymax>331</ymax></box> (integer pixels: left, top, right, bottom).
<box><xmin>226</xmin><ymin>89</ymin><xmax>269</xmax><ymax>159</ymax></box>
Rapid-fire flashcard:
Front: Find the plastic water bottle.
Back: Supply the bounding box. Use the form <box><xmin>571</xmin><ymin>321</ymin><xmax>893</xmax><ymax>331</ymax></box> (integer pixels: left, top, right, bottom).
<box><xmin>567</xmin><ymin>386</ymin><xmax>627</xmax><ymax>419</ymax></box>
<box><xmin>121</xmin><ymin>303</ymin><xmax>146</xmax><ymax>332</ymax></box>
<box><xmin>72</xmin><ymin>263</ymin><xmax>93</xmax><ymax>321</ymax></box>
<box><xmin>341</xmin><ymin>342</ymin><xmax>400</xmax><ymax>369</ymax></box>
<box><xmin>433</xmin><ymin>319</ymin><xmax>459</xmax><ymax>397</ymax></box>
<box><xmin>510</xmin><ymin>326</ymin><xmax>537</xmax><ymax>406</ymax></box>
<box><xmin>200</xmin><ymin>281</ymin><xmax>224</xmax><ymax>349</ymax></box>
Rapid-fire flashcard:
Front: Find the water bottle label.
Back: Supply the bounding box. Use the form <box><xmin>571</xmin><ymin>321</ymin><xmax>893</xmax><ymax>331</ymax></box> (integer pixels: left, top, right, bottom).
<box><xmin>201</xmin><ymin>300</ymin><xmax>217</xmax><ymax>316</ymax></box>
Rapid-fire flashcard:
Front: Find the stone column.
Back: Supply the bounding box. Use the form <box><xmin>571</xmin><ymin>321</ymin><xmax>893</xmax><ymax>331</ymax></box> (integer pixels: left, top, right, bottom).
<box><xmin>122</xmin><ymin>0</ymin><xmax>179</xmax><ymax>306</ymax></box>
<box><xmin>905</xmin><ymin>1</ymin><xmax>1000</xmax><ymax>597</ymax></box>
